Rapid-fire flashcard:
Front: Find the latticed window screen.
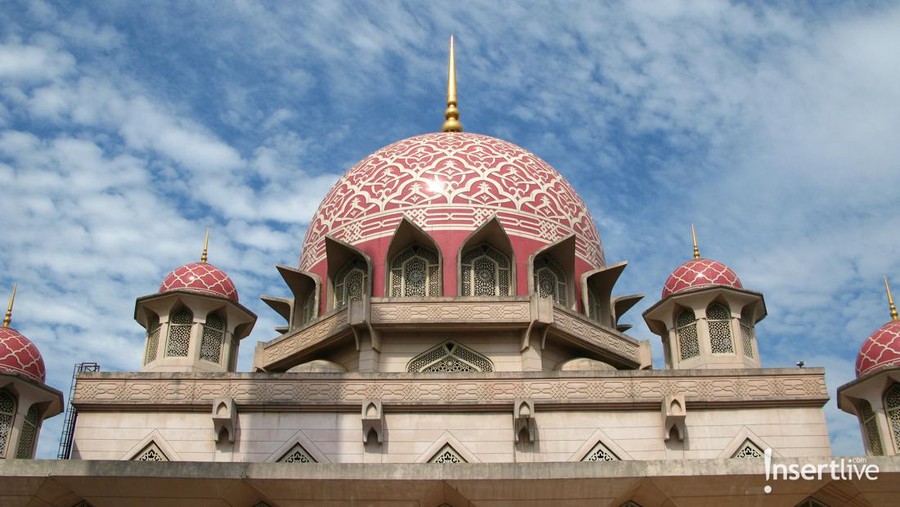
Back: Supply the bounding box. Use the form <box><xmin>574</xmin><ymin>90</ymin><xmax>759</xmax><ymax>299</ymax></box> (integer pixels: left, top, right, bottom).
<box><xmin>165</xmin><ymin>308</ymin><xmax>193</xmax><ymax>357</ymax></box>
<box><xmin>707</xmin><ymin>303</ymin><xmax>735</xmax><ymax>354</ymax></box>
<box><xmin>334</xmin><ymin>260</ymin><xmax>367</xmax><ymax>308</ymax></box>
<box><xmin>407</xmin><ymin>341</ymin><xmax>493</xmax><ymax>372</ymax></box>
<box><xmin>200</xmin><ymin>313</ymin><xmax>226</xmax><ymax>364</ymax></box>
<box><xmin>587</xmin><ymin>288</ymin><xmax>603</xmax><ymax>322</ymax></box>
<box><xmin>860</xmin><ymin>400</ymin><xmax>883</xmax><ymax>456</ymax></box>
<box><xmin>0</xmin><ymin>390</ymin><xmax>15</xmax><ymax>458</ymax></box>
<box><xmin>884</xmin><ymin>384</ymin><xmax>900</xmax><ymax>453</ymax></box>
<box><xmin>15</xmin><ymin>404</ymin><xmax>41</xmax><ymax>458</ymax></box>
<box><xmin>461</xmin><ymin>244</ymin><xmax>510</xmax><ymax>296</ymax></box>
<box><xmin>278</xmin><ymin>443</ymin><xmax>316</xmax><ymax>463</ymax></box>
<box><xmin>144</xmin><ymin>318</ymin><xmax>160</xmax><ymax>365</ymax></box>
<box><xmin>390</xmin><ymin>244</ymin><xmax>440</xmax><ymax>297</ymax></box>
<box><xmin>740</xmin><ymin>314</ymin><xmax>754</xmax><ymax>358</ymax></box>
<box><xmin>133</xmin><ymin>442</ymin><xmax>168</xmax><ymax>461</ymax></box>
<box><xmin>534</xmin><ymin>258</ymin><xmax>567</xmax><ymax>306</ymax></box>
<box><xmin>429</xmin><ymin>444</ymin><xmax>466</xmax><ymax>463</ymax></box>
<box><xmin>676</xmin><ymin>310</ymin><xmax>700</xmax><ymax>360</ymax></box>
<box><xmin>732</xmin><ymin>439</ymin><xmax>764</xmax><ymax>458</ymax></box>
<box><xmin>583</xmin><ymin>441</ymin><xmax>619</xmax><ymax>462</ymax></box>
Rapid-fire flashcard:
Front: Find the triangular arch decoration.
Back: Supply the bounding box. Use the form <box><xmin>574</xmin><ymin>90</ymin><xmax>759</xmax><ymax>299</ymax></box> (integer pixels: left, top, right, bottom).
<box><xmin>429</xmin><ymin>443</ymin><xmax>466</xmax><ymax>464</ymax></box>
<box><xmin>719</xmin><ymin>426</ymin><xmax>779</xmax><ymax>459</ymax></box>
<box><xmin>278</xmin><ymin>443</ymin><xmax>317</xmax><ymax>463</ymax></box>
<box><xmin>414</xmin><ymin>431</ymin><xmax>481</xmax><ymax>464</ymax></box>
<box><xmin>407</xmin><ymin>340</ymin><xmax>493</xmax><ymax>373</ymax></box>
<box><xmin>569</xmin><ymin>428</ymin><xmax>632</xmax><ymax>462</ymax></box>
<box><xmin>120</xmin><ymin>430</ymin><xmax>180</xmax><ymax>462</ymax></box>
<box><xmin>133</xmin><ymin>441</ymin><xmax>168</xmax><ymax>462</ymax></box>
<box><xmin>265</xmin><ymin>428</ymin><xmax>331</xmax><ymax>463</ymax></box>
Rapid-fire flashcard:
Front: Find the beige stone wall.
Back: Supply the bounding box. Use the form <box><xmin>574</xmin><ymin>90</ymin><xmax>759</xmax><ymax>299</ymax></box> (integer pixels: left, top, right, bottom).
<box><xmin>72</xmin><ymin>405</ymin><xmax>830</xmax><ymax>463</ymax></box>
<box><xmin>377</xmin><ymin>331</ymin><xmax>524</xmax><ymax>373</ymax></box>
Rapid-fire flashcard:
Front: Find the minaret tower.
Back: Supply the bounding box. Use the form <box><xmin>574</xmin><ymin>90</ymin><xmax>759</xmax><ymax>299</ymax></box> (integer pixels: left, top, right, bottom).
<box><xmin>135</xmin><ymin>231</ymin><xmax>257</xmax><ymax>372</ymax></box>
<box><xmin>643</xmin><ymin>227</ymin><xmax>766</xmax><ymax>369</ymax></box>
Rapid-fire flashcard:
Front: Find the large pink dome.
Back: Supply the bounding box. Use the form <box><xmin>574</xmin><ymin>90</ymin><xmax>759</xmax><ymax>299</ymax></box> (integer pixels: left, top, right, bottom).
<box><xmin>159</xmin><ymin>262</ymin><xmax>239</xmax><ymax>302</ymax></box>
<box><xmin>662</xmin><ymin>258</ymin><xmax>743</xmax><ymax>298</ymax></box>
<box><xmin>0</xmin><ymin>326</ymin><xmax>46</xmax><ymax>383</ymax></box>
<box><xmin>856</xmin><ymin>320</ymin><xmax>900</xmax><ymax>377</ymax></box>
<box><xmin>299</xmin><ymin>132</ymin><xmax>604</xmax><ymax>277</ymax></box>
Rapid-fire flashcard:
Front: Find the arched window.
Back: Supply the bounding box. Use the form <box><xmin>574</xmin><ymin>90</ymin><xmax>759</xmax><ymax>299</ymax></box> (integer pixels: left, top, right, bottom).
<box><xmin>461</xmin><ymin>244</ymin><xmax>510</xmax><ymax>296</ymax></box>
<box><xmin>165</xmin><ymin>308</ymin><xmax>193</xmax><ymax>357</ymax></box>
<box><xmin>739</xmin><ymin>312</ymin><xmax>754</xmax><ymax>358</ymax></box>
<box><xmin>407</xmin><ymin>341</ymin><xmax>493</xmax><ymax>373</ymax></box>
<box><xmin>199</xmin><ymin>313</ymin><xmax>226</xmax><ymax>364</ymax></box>
<box><xmin>885</xmin><ymin>383</ymin><xmax>900</xmax><ymax>453</ymax></box>
<box><xmin>0</xmin><ymin>389</ymin><xmax>15</xmax><ymax>458</ymax></box>
<box><xmin>675</xmin><ymin>310</ymin><xmax>700</xmax><ymax>360</ymax></box>
<box><xmin>389</xmin><ymin>244</ymin><xmax>440</xmax><ymax>297</ymax></box>
<box><xmin>707</xmin><ymin>303</ymin><xmax>734</xmax><ymax>354</ymax></box>
<box><xmin>334</xmin><ymin>260</ymin><xmax>367</xmax><ymax>308</ymax></box>
<box><xmin>534</xmin><ymin>257</ymin><xmax>567</xmax><ymax>306</ymax></box>
<box><xmin>587</xmin><ymin>288</ymin><xmax>603</xmax><ymax>322</ymax></box>
<box><xmin>860</xmin><ymin>400</ymin><xmax>883</xmax><ymax>456</ymax></box>
<box><xmin>300</xmin><ymin>293</ymin><xmax>316</xmax><ymax>326</ymax></box>
<box><xmin>144</xmin><ymin>317</ymin><xmax>161</xmax><ymax>365</ymax></box>
<box><xmin>15</xmin><ymin>404</ymin><xmax>41</xmax><ymax>459</ymax></box>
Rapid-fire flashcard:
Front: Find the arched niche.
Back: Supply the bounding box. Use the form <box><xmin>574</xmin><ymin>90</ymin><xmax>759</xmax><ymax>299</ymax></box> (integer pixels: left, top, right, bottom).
<box><xmin>528</xmin><ymin>234</ymin><xmax>576</xmax><ymax>310</ymax></box>
<box><xmin>458</xmin><ymin>216</ymin><xmax>515</xmax><ymax>296</ymax></box>
<box><xmin>384</xmin><ymin>217</ymin><xmax>442</xmax><ymax>297</ymax></box>
<box><xmin>325</xmin><ymin>236</ymin><xmax>373</xmax><ymax>311</ymax></box>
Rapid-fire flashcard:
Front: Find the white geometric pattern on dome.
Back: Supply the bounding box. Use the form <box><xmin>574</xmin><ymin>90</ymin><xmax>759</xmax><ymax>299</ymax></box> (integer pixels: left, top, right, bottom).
<box><xmin>299</xmin><ymin>133</ymin><xmax>604</xmax><ymax>271</ymax></box>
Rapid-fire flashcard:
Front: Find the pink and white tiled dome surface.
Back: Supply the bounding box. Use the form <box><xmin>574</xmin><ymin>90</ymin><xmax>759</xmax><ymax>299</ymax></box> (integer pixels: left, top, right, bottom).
<box><xmin>856</xmin><ymin>320</ymin><xmax>900</xmax><ymax>377</ymax></box>
<box><xmin>159</xmin><ymin>262</ymin><xmax>239</xmax><ymax>302</ymax></box>
<box><xmin>662</xmin><ymin>258</ymin><xmax>743</xmax><ymax>298</ymax></box>
<box><xmin>299</xmin><ymin>132</ymin><xmax>604</xmax><ymax>270</ymax></box>
<box><xmin>0</xmin><ymin>326</ymin><xmax>46</xmax><ymax>383</ymax></box>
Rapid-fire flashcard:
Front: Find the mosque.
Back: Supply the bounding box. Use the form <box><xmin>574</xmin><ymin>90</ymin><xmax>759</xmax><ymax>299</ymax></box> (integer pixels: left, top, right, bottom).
<box><xmin>0</xmin><ymin>38</ymin><xmax>897</xmax><ymax>506</ymax></box>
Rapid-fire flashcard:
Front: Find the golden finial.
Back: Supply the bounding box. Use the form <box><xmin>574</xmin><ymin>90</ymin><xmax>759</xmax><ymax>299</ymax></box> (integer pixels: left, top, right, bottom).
<box><xmin>441</xmin><ymin>35</ymin><xmax>462</xmax><ymax>133</ymax></box>
<box><xmin>691</xmin><ymin>224</ymin><xmax>700</xmax><ymax>260</ymax></box>
<box><xmin>200</xmin><ymin>229</ymin><xmax>209</xmax><ymax>264</ymax></box>
<box><xmin>3</xmin><ymin>284</ymin><xmax>16</xmax><ymax>328</ymax></box>
<box><xmin>886</xmin><ymin>275</ymin><xmax>898</xmax><ymax>321</ymax></box>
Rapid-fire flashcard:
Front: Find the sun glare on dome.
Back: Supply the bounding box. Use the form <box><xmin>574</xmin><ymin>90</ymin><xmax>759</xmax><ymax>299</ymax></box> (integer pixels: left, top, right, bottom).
<box><xmin>427</xmin><ymin>177</ymin><xmax>445</xmax><ymax>193</ymax></box>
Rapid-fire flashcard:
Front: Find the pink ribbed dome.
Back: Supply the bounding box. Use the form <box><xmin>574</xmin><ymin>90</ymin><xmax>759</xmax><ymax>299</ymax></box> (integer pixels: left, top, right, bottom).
<box><xmin>159</xmin><ymin>262</ymin><xmax>239</xmax><ymax>302</ymax></box>
<box><xmin>662</xmin><ymin>258</ymin><xmax>743</xmax><ymax>298</ymax></box>
<box><xmin>856</xmin><ymin>320</ymin><xmax>900</xmax><ymax>377</ymax></box>
<box><xmin>0</xmin><ymin>326</ymin><xmax>46</xmax><ymax>383</ymax></box>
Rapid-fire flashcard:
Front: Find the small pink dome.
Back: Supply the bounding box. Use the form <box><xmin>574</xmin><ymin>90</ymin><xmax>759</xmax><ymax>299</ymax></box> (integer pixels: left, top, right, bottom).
<box><xmin>662</xmin><ymin>258</ymin><xmax>743</xmax><ymax>298</ymax></box>
<box><xmin>0</xmin><ymin>326</ymin><xmax>46</xmax><ymax>383</ymax></box>
<box><xmin>159</xmin><ymin>262</ymin><xmax>239</xmax><ymax>302</ymax></box>
<box><xmin>856</xmin><ymin>320</ymin><xmax>900</xmax><ymax>377</ymax></box>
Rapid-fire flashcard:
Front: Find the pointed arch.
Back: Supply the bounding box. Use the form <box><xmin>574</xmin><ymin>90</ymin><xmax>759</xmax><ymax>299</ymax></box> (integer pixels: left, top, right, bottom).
<box><xmin>326</xmin><ymin>236</ymin><xmax>372</xmax><ymax>310</ymax></box>
<box><xmin>199</xmin><ymin>311</ymin><xmax>226</xmax><ymax>364</ymax></box>
<box><xmin>719</xmin><ymin>427</ymin><xmax>778</xmax><ymax>459</ymax></box>
<box><xmin>385</xmin><ymin>218</ymin><xmax>442</xmax><ymax>298</ymax></box>
<box><xmin>407</xmin><ymin>341</ymin><xmax>493</xmax><ymax>373</ymax></box>
<box><xmin>265</xmin><ymin>428</ymin><xmax>331</xmax><ymax>463</ymax></box>
<box><xmin>121</xmin><ymin>430</ymin><xmax>181</xmax><ymax>462</ymax></box>
<box><xmin>14</xmin><ymin>404</ymin><xmax>41</xmax><ymax>458</ymax></box>
<box><xmin>884</xmin><ymin>383</ymin><xmax>900</xmax><ymax>453</ymax></box>
<box><xmin>580</xmin><ymin>261</ymin><xmax>628</xmax><ymax>325</ymax></box>
<box><xmin>528</xmin><ymin>235</ymin><xmax>576</xmax><ymax>309</ymax></box>
<box><xmin>707</xmin><ymin>302</ymin><xmax>735</xmax><ymax>354</ymax></box>
<box><xmin>143</xmin><ymin>312</ymin><xmax>161</xmax><ymax>365</ymax></box>
<box><xmin>675</xmin><ymin>308</ymin><xmax>699</xmax><ymax>361</ymax></box>
<box><xmin>165</xmin><ymin>307</ymin><xmax>193</xmax><ymax>357</ymax></box>
<box><xmin>860</xmin><ymin>400</ymin><xmax>884</xmax><ymax>455</ymax></box>
<box><xmin>570</xmin><ymin>428</ymin><xmax>632</xmax><ymax>462</ymax></box>
<box><xmin>0</xmin><ymin>389</ymin><xmax>16</xmax><ymax>458</ymax></box>
<box><xmin>458</xmin><ymin>216</ymin><xmax>515</xmax><ymax>296</ymax></box>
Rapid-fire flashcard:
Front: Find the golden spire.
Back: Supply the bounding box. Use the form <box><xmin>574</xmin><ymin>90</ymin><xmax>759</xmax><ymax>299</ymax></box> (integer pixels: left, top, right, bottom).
<box><xmin>691</xmin><ymin>224</ymin><xmax>700</xmax><ymax>260</ymax></box>
<box><xmin>200</xmin><ymin>229</ymin><xmax>209</xmax><ymax>264</ymax></box>
<box><xmin>441</xmin><ymin>35</ymin><xmax>462</xmax><ymax>133</ymax></box>
<box><xmin>3</xmin><ymin>284</ymin><xmax>16</xmax><ymax>328</ymax></box>
<box><xmin>886</xmin><ymin>275</ymin><xmax>898</xmax><ymax>321</ymax></box>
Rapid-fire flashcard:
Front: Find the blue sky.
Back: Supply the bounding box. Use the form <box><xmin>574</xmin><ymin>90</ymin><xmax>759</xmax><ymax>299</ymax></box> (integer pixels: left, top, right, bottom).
<box><xmin>1</xmin><ymin>1</ymin><xmax>899</xmax><ymax>458</ymax></box>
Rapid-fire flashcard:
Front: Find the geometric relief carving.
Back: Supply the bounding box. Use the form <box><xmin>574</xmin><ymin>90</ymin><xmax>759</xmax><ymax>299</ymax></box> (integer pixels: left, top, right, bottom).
<box><xmin>429</xmin><ymin>444</ymin><xmax>466</xmax><ymax>464</ymax></box>
<box><xmin>582</xmin><ymin>441</ymin><xmax>619</xmax><ymax>462</ymax></box>
<box><xmin>278</xmin><ymin>443</ymin><xmax>317</xmax><ymax>463</ymax></box>
<box><xmin>732</xmin><ymin>439</ymin><xmax>764</xmax><ymax>459</ymax></box>
<box><xmin>132</xmin><ymin>442</ymin><xmax>168</xmax><ymax>462</ymax></box>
